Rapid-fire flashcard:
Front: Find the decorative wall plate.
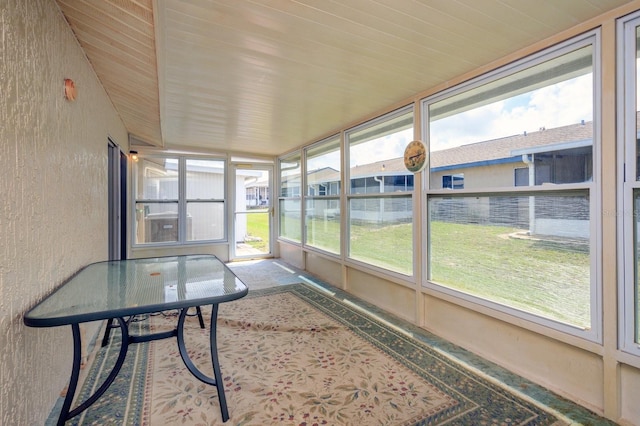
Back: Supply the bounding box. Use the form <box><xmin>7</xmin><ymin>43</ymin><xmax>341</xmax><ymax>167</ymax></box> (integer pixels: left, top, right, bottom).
<box><xmin>403</xmin><ymin>140</ymin><xmax>427</xmax><ymax>173</ymax></box>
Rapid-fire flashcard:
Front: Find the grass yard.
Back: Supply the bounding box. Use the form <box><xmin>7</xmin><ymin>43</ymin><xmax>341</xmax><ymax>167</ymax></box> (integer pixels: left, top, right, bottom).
<box><xmin>349</xmin><ymin>221</ymin><xmax>414</xmax><ymax>275</ymax></box>
<box><xmin>429</xmin><ymin>221</ymin><xmax>590</xmax><ymax>328</ymax></box>
<box><xmin>244</xmin><ymin>210</ymin><xmax>270</xmax><ymax>252</ymax></box>
<box><xmin>253</xmin><ymin>214</ymin><xmax>591</xmax><ymax>328</ymax></box>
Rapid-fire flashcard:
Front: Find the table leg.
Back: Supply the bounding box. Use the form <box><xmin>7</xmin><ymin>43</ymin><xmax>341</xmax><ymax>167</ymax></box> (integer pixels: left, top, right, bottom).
<box><xmin>58</xmin><ymin>318</ymin><xmax>130</xmax><ymax>424</ymax></box>
<box><xmin>196</xmin><ymin>306</ymin><xmax>205</xmax><ymax>329</ymax></box>
<box><xmin>101</xmin><ymin>316</ymin><xmax>137</xmax><ymax>346</ymax></box>
<box><xmin>176</xmin><ymin>305</ymin><xmax>229</xmax><ymax>422</ymax></box>
<box><xmin>185</xmin><ymin>306</ymin><xmax>205</xmax><ymax>329</ymax></box>
<box><xmin>100</xmin><ymin>318</ymin><xmax>114</xmax><ymax>347</ymax></box>
<box><xmin>56</xmin><ymin>323</ymin><xmax>82</xmax><ymax>426</ymax></box>
<box><xmin>209</xmin><ymin>304</ymin><xmax>229</xmax><ymax>421</ymax></box>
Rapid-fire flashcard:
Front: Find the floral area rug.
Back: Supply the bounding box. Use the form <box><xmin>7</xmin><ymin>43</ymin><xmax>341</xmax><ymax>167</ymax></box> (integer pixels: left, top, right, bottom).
<box><xmin>70</xmin><ymin>283</ymin><xmax>566</xmax><ymax>425</ymax></box>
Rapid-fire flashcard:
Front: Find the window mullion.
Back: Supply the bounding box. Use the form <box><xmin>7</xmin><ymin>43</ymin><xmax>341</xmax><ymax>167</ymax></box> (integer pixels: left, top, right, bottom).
<box><xmin>179</xmin><ymin>157</ymin><xmax>187</xmax><ymax>243</ymax></box>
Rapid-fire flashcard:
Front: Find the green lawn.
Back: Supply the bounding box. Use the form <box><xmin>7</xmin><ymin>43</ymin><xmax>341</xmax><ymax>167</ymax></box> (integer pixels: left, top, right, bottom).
<box><xmin>429</xmin><ymin>221</ymin><xmax>590</xmax><ymax>328</ymax></box>
<box><xmin>253</xmin><ymin>214</ymin><xmax>591</xmax><ymax>327</ymax></box>
<box><xmin>349</xmin><ymin>222</ymin><xmax>413</xmax><ymax>275</ymax></box>
<box><xmin>244</xmin><ymin>210</ymin><xmax>270</xmax><ymax>252</ymax></box>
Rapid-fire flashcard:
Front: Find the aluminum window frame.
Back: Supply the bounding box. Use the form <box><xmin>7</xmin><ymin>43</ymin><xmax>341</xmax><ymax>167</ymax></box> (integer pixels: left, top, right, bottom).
<box><xmin>345</xmin><ymin>105</ymin><xmax>415</xmax><ymax>277</ymax></box>
<box><xmin>422</xmin><ymin>31</ymin><xmax>602</xmax><ymax>342</ymax></box>
<box><xmin>617</xmin><ymin>11</ymin><xmax>640</xmax><ymax>356</ymax></box>
<box><xmin>132</xmin><ymin>155</ymin><xmax>227</xmax><ymax>247</ymax></box>
<box><xmin>304</xmin><ymin>134</ymin><xmax>342</xmax><ymax>256</ymax></box>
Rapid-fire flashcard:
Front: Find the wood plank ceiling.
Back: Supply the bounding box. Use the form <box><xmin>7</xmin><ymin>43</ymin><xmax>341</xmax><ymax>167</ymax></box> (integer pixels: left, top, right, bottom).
<box><xmin>55</xmin><ymin>0</ymin><xmax>633</xmax><ymax>157</ymax></box>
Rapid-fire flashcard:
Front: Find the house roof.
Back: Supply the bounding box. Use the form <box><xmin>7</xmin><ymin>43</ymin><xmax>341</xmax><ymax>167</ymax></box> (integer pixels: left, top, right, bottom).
<box><xmin>431</xmin><ymin>120</ymin><xmax>594</xmax><ymax>169</ymax></box>
<box><xmin>307</xmin><ymin>167</ymin><xmax>341</xmax><ymax>182</ymax></box>
<box><xmin>285</xmin><ymin>117</ymin><xmax>609</xmax><ymax>184</ymax></box>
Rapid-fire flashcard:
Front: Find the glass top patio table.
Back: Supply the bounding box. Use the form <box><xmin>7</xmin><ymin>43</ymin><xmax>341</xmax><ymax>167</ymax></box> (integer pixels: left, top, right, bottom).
<box><xmin>24</xmin><ymin>254</ymin><xmax>248</xmax><ymax>327</ymax></box>
<box><xmin>24</xmin><ymin>254</ymin><xmax>247</xmax><ymax>424</ymax></box>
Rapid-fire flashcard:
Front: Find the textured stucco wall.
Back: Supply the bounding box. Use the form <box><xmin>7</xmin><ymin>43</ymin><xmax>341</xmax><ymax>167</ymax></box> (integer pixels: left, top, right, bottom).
<box><xmin>0</xmin><ymin>0</ymin><xmax>128</xmax><ymax>424</ymax></box>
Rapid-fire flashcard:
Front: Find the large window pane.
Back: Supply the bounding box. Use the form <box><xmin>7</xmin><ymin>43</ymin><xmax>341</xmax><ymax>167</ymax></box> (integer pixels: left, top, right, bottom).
<box><xmin>305</xmin><ymin>137</ymin><xmax>341</xmax><ymax>254</ymax></box>
<box><xmin>429</xmin><ymin>45</ymin><xmax>593</xmax><ymax>191</ymax></box>
<box><xmin>187</xmin><ymin>202</ymin><xmax>225</xmax><ymax>241</ymax></box>
<box><xmin>135</xmin><ymin>202</ymin><xmax>179</xmax><ymax>243</ymax></box>
<box><xmin>306</xmin><ymin>137</ymin><xmax>341</xmax><ymax>194</ymax></box>
<box><xmin>280</xmin><ymin>198</ymin><xmax>301</xmax><ymax>242</ymax></box>
<box><xmin>133</xmin><ymin>157</ymin><xmax>179</xmax><ymax>244</ymax></box>
<box><xmin>349</xmin><ymin>110</ymin><xmax>413</xmax><ymax>186</ymax></box>
<box><xmin>619</xmin><ymin>16</ymin><xmax>640</xmax><ymax>353</ymax></box>
<box><xmin>280</xmin><ymin>152</ymin><xmax>301</xmax><ymax>197</ymax></box>
<box><xmin>135</xmin><ymin>158</ymin><xmax>178</xmax><ymax>200</ymax></box>
<box><xmin>429</xmin><ymin>193</ymin><xmax>590</xmax><ymax>328</ymax></box>
<box><xmin>425</xmin><ymin>36</ymin><xmax>596</xmax><ymax>333</ymax></box>
<box><xmin>279</xmin><ymin>152</ymin><xmax>302</xmax><ymax>242</ymax></box>
<box><xmin>305</xmin><ymin>199</ymin><xmax>340</xmax><ymax>253</ymax></box>
<box><xmin>346</xmin><ymin>107</ymin><xmax>414</xmax><ymax>275</ymax></box>
<box><xmin>349</xmin><ymin>196</ymin><xmax>413</xmax><ymax>275</ymax></box>
<box><xmin>186</xmin><ymin>159</ymin><xmax>224</xmax><ymax>199</ymax></box>
<box><xmin>185</xmin><ymin>159</ymin><xmax>225</xmax><ymax>242</ymax></box>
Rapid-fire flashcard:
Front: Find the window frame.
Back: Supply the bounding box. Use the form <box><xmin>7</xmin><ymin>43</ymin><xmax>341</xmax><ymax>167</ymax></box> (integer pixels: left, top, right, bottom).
<box><xmin>132</xmin><ymin>155</ymin><xmax>227</xmax><ymax>247</ymax></box>
<box><xmin>422</xmin><ymin>31</ymin><xmax>602</xmax><ymax>342</ymax></box>
<box><xmin>442</xmin><ymin>174</ymin><xmax>464</xmax><ymax>189</ymax></box>
<box><xmin>617</xmin><ymin>11</ymin><xmax>640</xmax><ymax>356</ymax></box>
<box><xmin>345</xmin><ymin>105</ymin><xmax>415</xmax><ymax>277</ymax></box>
<box><xmin>278</xmin><ymin>151</ymin><xmax>303</xmax><ymax>244</ymax></box>
<box><xmin>303</xmin><ymin>135</ymin><xmax>342</xmax><ymax>256</ymax></box>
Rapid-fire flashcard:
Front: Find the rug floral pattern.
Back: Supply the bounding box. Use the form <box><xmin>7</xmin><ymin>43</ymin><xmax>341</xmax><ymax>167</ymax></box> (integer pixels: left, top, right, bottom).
<box><xmin>73</xmin><ymin>284</ymin><xmax>562</xmax><ymax>425</ymax></box>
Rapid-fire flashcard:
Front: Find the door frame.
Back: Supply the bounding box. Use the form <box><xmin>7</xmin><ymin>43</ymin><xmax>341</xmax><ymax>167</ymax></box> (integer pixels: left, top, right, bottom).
<box><xmin>230</xmin><ymin>163</ymin><xmax>274</xmax><ymax>260</ymax></box>
<box><xmin>108</xmin><ymin>140</ymin><xmax>127</xmax><ymax>260</ymax></box>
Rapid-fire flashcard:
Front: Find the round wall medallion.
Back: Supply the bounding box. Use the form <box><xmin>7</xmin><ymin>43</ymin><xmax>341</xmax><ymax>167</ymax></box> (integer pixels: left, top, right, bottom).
<box><xmin>403</xmin><ymin>140</ymin><xmax>427</xmax><ymax>173</ymax></box>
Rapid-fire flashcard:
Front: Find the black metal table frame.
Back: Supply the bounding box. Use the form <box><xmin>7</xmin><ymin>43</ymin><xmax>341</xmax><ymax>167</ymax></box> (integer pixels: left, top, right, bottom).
<box><xmin>61</xmin><ymin>306</ymin><xmax>222</xmax><ymax>426</ymax></box>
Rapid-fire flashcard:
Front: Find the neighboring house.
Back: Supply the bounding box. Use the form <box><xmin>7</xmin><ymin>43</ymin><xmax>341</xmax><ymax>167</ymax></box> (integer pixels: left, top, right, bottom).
<box><xmin>244</xmin><ymin>172</ymin><xmax>270</xmax><ymax>207</ymax></box>
<box><xmin>283</xmin><ymin>120</ymin><xmax>598</xmax><ymax>238</ymax></box>
<box><xmin>135</xmin><ymin>159</ymin><xmax>225</xmax><ymax>243</ymax></box>
<box><xmin>431</xmin><ymin>120</ymin><xmax>594</xmax><ymax>189</ymax></box>
<box><xmin>136</xmin><ymin>160</ymin><xmax>271</xmax><ymax>245</ymax></box>
<box><xmin>236</xmin><ymin>169</ymin><xmax>268</xmax><ymax>244</ymax></box>
<box><xmin>431</xmin><ymin>120</ymin><xmax>594</xmax><ymax>239</ymax></box>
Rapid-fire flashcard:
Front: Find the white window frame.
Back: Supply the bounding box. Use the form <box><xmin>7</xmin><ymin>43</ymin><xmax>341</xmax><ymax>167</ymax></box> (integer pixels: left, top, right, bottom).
<box><xmin>617</xmin><ymin>11</ymin><xmax>640</xmax><ymax>356</ymax></box>
<box><xmin>345</xmin><ymin>105</ymin><xmax>415</xmax><ymax>277</ymax></box>
<box><xmin>304</xmin><ymin>134</ymin><xmax>342</xmax><ymax>256</ymax></box>
<box><xmin>278</xmin><ymin>151</ymin><xmax>303</xmax><ymax>244</ymax></box>
<box><xmin>132</xmin><ymin>155</ymin><xmax>227</xmax><ymax>246</ymax></box>
<box><xmin>422</xmin><ymin>31</ymin><xmax>602</xmax><ymax>342</ymax></box>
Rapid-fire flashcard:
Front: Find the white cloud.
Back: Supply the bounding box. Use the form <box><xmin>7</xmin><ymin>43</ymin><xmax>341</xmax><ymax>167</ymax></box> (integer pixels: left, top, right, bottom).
<box><xmin>430</xmin><ymin>74</ymin><xmax>593</xmax><ymax>151</ymax></box>
<box><xmin>309</xmin><ymin>73</ymin><xmax>595</xmax><ymax>170</ymax></box>
<box><xmin>349</xmin><ymin>129</ymin><xmax>412</xmax><ymax>167</ymax></box>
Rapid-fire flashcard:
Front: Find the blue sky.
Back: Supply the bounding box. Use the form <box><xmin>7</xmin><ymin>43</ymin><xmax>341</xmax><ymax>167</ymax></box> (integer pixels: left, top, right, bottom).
<box><xmin>304</xmin><ymin>73</ymin><xmax>594</xmax><ymax>170</ymax></box>
<box><xmin>430</xmin><ymin>73</ymin><xmax>593</xmax><ymax>151</ymax></box>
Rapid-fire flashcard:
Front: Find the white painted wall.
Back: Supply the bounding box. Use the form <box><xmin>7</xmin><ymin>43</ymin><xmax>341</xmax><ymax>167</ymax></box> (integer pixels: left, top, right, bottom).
<box><xmin>0</xmin><ymin>0</ymin><xmax>128</xmax><ymax>423</ymax></box>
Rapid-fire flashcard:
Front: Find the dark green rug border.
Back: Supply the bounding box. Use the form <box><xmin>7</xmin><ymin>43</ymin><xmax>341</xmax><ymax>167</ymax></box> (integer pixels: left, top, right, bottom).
<box><xmin>69</xmin><ymin>318</ymin><xmax>150</xmax><ymax>425</ymax></box>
